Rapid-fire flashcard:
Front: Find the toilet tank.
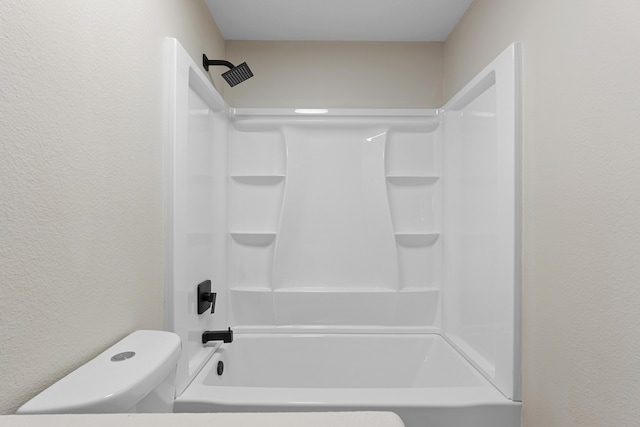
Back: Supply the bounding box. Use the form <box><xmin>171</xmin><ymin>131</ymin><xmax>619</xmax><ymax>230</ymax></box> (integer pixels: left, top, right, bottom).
<box><xmin>17</xmin><ymin>330</ymin><xmax>182</xmax><ymax>414</ymax></box>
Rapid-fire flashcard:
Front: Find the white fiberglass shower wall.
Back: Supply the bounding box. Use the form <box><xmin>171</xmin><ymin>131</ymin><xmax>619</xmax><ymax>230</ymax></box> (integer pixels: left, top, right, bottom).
<box><xmin>228</xmin><ymin>112</ymin><xmax>442</xmax><ymax>328</ymax></box>
<box><xmin>166</xmin><ymin>38</ymin><xmax>521</xmax><ymax>405</ymax></box>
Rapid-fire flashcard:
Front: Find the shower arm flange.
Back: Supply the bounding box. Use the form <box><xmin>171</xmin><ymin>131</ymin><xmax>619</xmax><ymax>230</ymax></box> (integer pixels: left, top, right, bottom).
<box><xmin>203</xmin><ymin>54</ymin><xmax>235</xmax><ymax>72</ymax></box>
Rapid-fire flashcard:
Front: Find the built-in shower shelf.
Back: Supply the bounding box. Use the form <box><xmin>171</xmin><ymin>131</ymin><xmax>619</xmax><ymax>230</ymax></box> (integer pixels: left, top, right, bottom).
<box><xmin>230</xmin><ymin>175</ymin><xmax>285</xmax><ymax>185</ymax></box>
<box><xmin>394</xmin><ymin>233</ymin><xmax>440</xmax><ymax>247</ymax></box>
<box><xmin>386</xmin><ymin>176</ymin><xmax>439</xmax><ymax>185</ymax></box>
<box><xmin>230</xmin><ymin>232</ymin><xmax>276</xmax><ymax>246</ymax></box>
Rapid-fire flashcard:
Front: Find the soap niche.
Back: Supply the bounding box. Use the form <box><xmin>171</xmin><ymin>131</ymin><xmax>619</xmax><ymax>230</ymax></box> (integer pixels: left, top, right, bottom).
<box><xmin>228</xmin><ymin>124</ymin><xmax>287</xmax><ymax>291</ymax></box>
<box><xmin>228</xmin><ymin>126</ymin><xmax>286</xmax><ymax>176</ymax></box>
<box><xmin>384</xmin><ymin>127</ymin><xmax>441</xmax><ymax>299</ymax></box>
<box><xmin>386</xmin><ymin>178</ymin><xmax>439</xmax><ymax>233</ymax></box>
<box><xmin>229</xmin><ymin>176</ymin><xmax>285</xmax><ymax>232</ymax></box>
<box><xmin>385</xmin><ymin>130</ymin><xmax>438</xmax><ymax>177</ymax></box>
<box><xmin>395</xmin><ymin>234</ymin><xmax>441</xmax><ymax>289</ymax></box>
<box><xmin>229</xmin><ymin>233</ymin><xmax>276</xmax><ymax>289</ymax></box>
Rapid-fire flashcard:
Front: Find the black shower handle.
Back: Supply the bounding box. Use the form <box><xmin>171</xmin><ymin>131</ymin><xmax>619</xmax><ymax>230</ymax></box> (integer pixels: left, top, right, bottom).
<box><xmin>197</xmin><ymin>280</ymin><xmax>216</xmax><ymax>314</ymax></box>
<box><xmin>203</xmin><ymin>292</ymin><xmax>216</xmax><ymax>314</ymax></box>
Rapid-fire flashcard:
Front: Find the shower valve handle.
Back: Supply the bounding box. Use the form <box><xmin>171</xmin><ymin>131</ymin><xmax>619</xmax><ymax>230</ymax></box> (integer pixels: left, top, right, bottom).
<box><xmin>197</xmin><ymin>280</ymin><xmax>216</xmax><ymax>315</ymax></box>
<box><xmin>203</xmin><ymin>292</ymin><xmax>216</xmax><ymax>314</ymax></box>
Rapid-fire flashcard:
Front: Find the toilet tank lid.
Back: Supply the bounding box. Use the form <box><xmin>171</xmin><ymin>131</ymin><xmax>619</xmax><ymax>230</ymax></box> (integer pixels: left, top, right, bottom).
<box><xmin>17</xmin><ymin>330</ymin><xmax>182</xmax><ymax>414</ymax></box>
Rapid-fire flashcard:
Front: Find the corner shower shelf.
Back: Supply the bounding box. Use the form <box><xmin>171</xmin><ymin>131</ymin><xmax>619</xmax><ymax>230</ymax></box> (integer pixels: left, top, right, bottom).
<box><xmin>394</xmin><ymin>233</ymin><xmax>440</xmax><ymax>247</ymax></box>
<box><xmin>230</xmin><ymin>232</ymin><xmax>276</xmax><ymax>246</ymax></box>
<box><xmin>386</xmin><ymin>176</ymin><xmax>439</xmax><ymax>185</ymax></box>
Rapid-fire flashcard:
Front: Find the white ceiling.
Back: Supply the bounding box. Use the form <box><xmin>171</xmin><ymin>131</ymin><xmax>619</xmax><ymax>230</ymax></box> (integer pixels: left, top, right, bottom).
<box><xmin>205</xmin><ymin>0</ymin><xmax>473</xmax><ymax>42</ymax></box>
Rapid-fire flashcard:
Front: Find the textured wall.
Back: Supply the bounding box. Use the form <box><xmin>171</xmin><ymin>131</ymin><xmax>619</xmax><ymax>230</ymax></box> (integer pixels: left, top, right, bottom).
<box><xmin>225</xmin><ymin>41</ymin><xmax>443</xmax><ymax>108</ymax></box>
<box><xmin>0</xmin><ymin>0</ymin><xmax>224</xmax><ymax>414</ymax></box>
<box><xmin>445</xmin><ymin>1</ymin><xmax>640</xmax><ymax>425</ymax></box>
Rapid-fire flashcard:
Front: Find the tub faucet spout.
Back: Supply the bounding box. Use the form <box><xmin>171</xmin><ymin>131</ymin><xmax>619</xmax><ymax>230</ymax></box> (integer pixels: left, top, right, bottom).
<box><xmin>202</xmin><ymin>327</ymin><xmax>233</xmax><ymax>344</ymax></box>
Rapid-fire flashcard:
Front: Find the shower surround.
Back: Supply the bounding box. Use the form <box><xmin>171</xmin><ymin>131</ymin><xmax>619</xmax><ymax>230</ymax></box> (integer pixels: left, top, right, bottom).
<box><xmin>227</xmin><ymin>111</ymin><xmax>442</xmax><ymax>328</ymax></box>
<box><xmin>165</xmin><ymin>38</ymin><xmax>521</xmax><ymax>427</ymax></box>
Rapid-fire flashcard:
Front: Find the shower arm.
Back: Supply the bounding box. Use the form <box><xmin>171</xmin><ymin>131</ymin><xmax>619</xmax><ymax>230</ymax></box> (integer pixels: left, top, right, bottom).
<box><xmin>202</xmin><ymin>54</ymin><xmax>235</xmax><ymax>72</ymax></box>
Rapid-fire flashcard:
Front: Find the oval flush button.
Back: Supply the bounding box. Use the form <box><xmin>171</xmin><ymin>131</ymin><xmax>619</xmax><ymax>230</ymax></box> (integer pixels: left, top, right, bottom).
<box><xmin>111</xmin><ymin>351</ymin><xmax>136</xmax><ymax>362</ymax></box>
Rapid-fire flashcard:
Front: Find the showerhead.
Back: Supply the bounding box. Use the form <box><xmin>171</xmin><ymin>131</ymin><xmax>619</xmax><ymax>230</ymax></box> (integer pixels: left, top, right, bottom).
<box><xmin>221</xmin><ymin>62</ymin><xmax>253</xmax><ymax>87</ymax></box>
<box><xmin>203</xmin><ymin>54</ymin><xmax>254</xmax><ymax>87</ymax></box>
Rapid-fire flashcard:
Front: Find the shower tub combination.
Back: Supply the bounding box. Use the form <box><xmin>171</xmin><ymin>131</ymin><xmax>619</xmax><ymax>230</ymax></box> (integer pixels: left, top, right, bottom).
<box><xmin>166</xmin><ymin>38</ymin><xmax>522</xmax><ymax>427</ymax></box>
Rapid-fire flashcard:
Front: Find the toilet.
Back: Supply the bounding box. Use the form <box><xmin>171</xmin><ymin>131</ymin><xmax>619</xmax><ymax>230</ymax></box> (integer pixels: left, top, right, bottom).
<box><xmin>17</xmin><ymin>330</ymin><xmax>181</xmax><ymax>414</ymax></box>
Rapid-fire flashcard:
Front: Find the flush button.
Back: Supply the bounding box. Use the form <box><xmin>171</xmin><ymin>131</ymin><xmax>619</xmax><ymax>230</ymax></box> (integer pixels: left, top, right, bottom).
<box><xmin>111</xmin><ymin>351</ymin><xmax>136</xmax><ymax>362</ymax></box>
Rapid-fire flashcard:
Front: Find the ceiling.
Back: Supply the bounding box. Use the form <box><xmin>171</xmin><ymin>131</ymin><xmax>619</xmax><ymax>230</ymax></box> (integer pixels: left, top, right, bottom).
<box><xmin>205</xmin><ymin>0</ymin><xmax>473</xmax><ymax>42</ymax></box>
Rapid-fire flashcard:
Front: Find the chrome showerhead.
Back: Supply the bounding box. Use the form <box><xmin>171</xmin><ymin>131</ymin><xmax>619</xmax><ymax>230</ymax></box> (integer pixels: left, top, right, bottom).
<box><xmin>203</xmin><ymin>54</ymin><xmax>254</xmax><ymax>87</ymax></box>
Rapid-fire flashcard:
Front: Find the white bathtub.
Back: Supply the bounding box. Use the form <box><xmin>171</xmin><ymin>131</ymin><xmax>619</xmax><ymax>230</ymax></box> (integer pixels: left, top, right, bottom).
<box><xmin>175</xmin><ymin>333</ymin><xmax>521</xmax><ymax>427</ymax></box>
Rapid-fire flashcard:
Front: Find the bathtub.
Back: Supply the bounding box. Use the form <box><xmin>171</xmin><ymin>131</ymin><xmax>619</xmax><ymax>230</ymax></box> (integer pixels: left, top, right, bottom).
<box><xmin>174</xmin><ymin>333</ymin><xmax>521</xmax><ymax>427</ymax></box>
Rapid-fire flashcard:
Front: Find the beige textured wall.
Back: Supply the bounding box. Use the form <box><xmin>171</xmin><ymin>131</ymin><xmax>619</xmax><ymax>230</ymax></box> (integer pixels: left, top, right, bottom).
<box><xmin>225</xmin><ymin>41</ymin><xmax>443</xmax><ymax>108</ymax></box>
<box><xmin>445</xmin><ymin>1</ymin><xmax>640</xmax><ymax>425</ymax></box>
<box><xmin>0</xmin><ymin>0</ymin><xmax>224</xmax><ymax>414</ymax></box>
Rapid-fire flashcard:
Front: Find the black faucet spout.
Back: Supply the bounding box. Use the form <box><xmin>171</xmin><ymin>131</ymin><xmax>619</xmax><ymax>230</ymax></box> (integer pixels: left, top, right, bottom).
<box><xmin>202</xmin><ymin>327</ymin><xmax>233</xmax><ymax>344</ymax></box>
